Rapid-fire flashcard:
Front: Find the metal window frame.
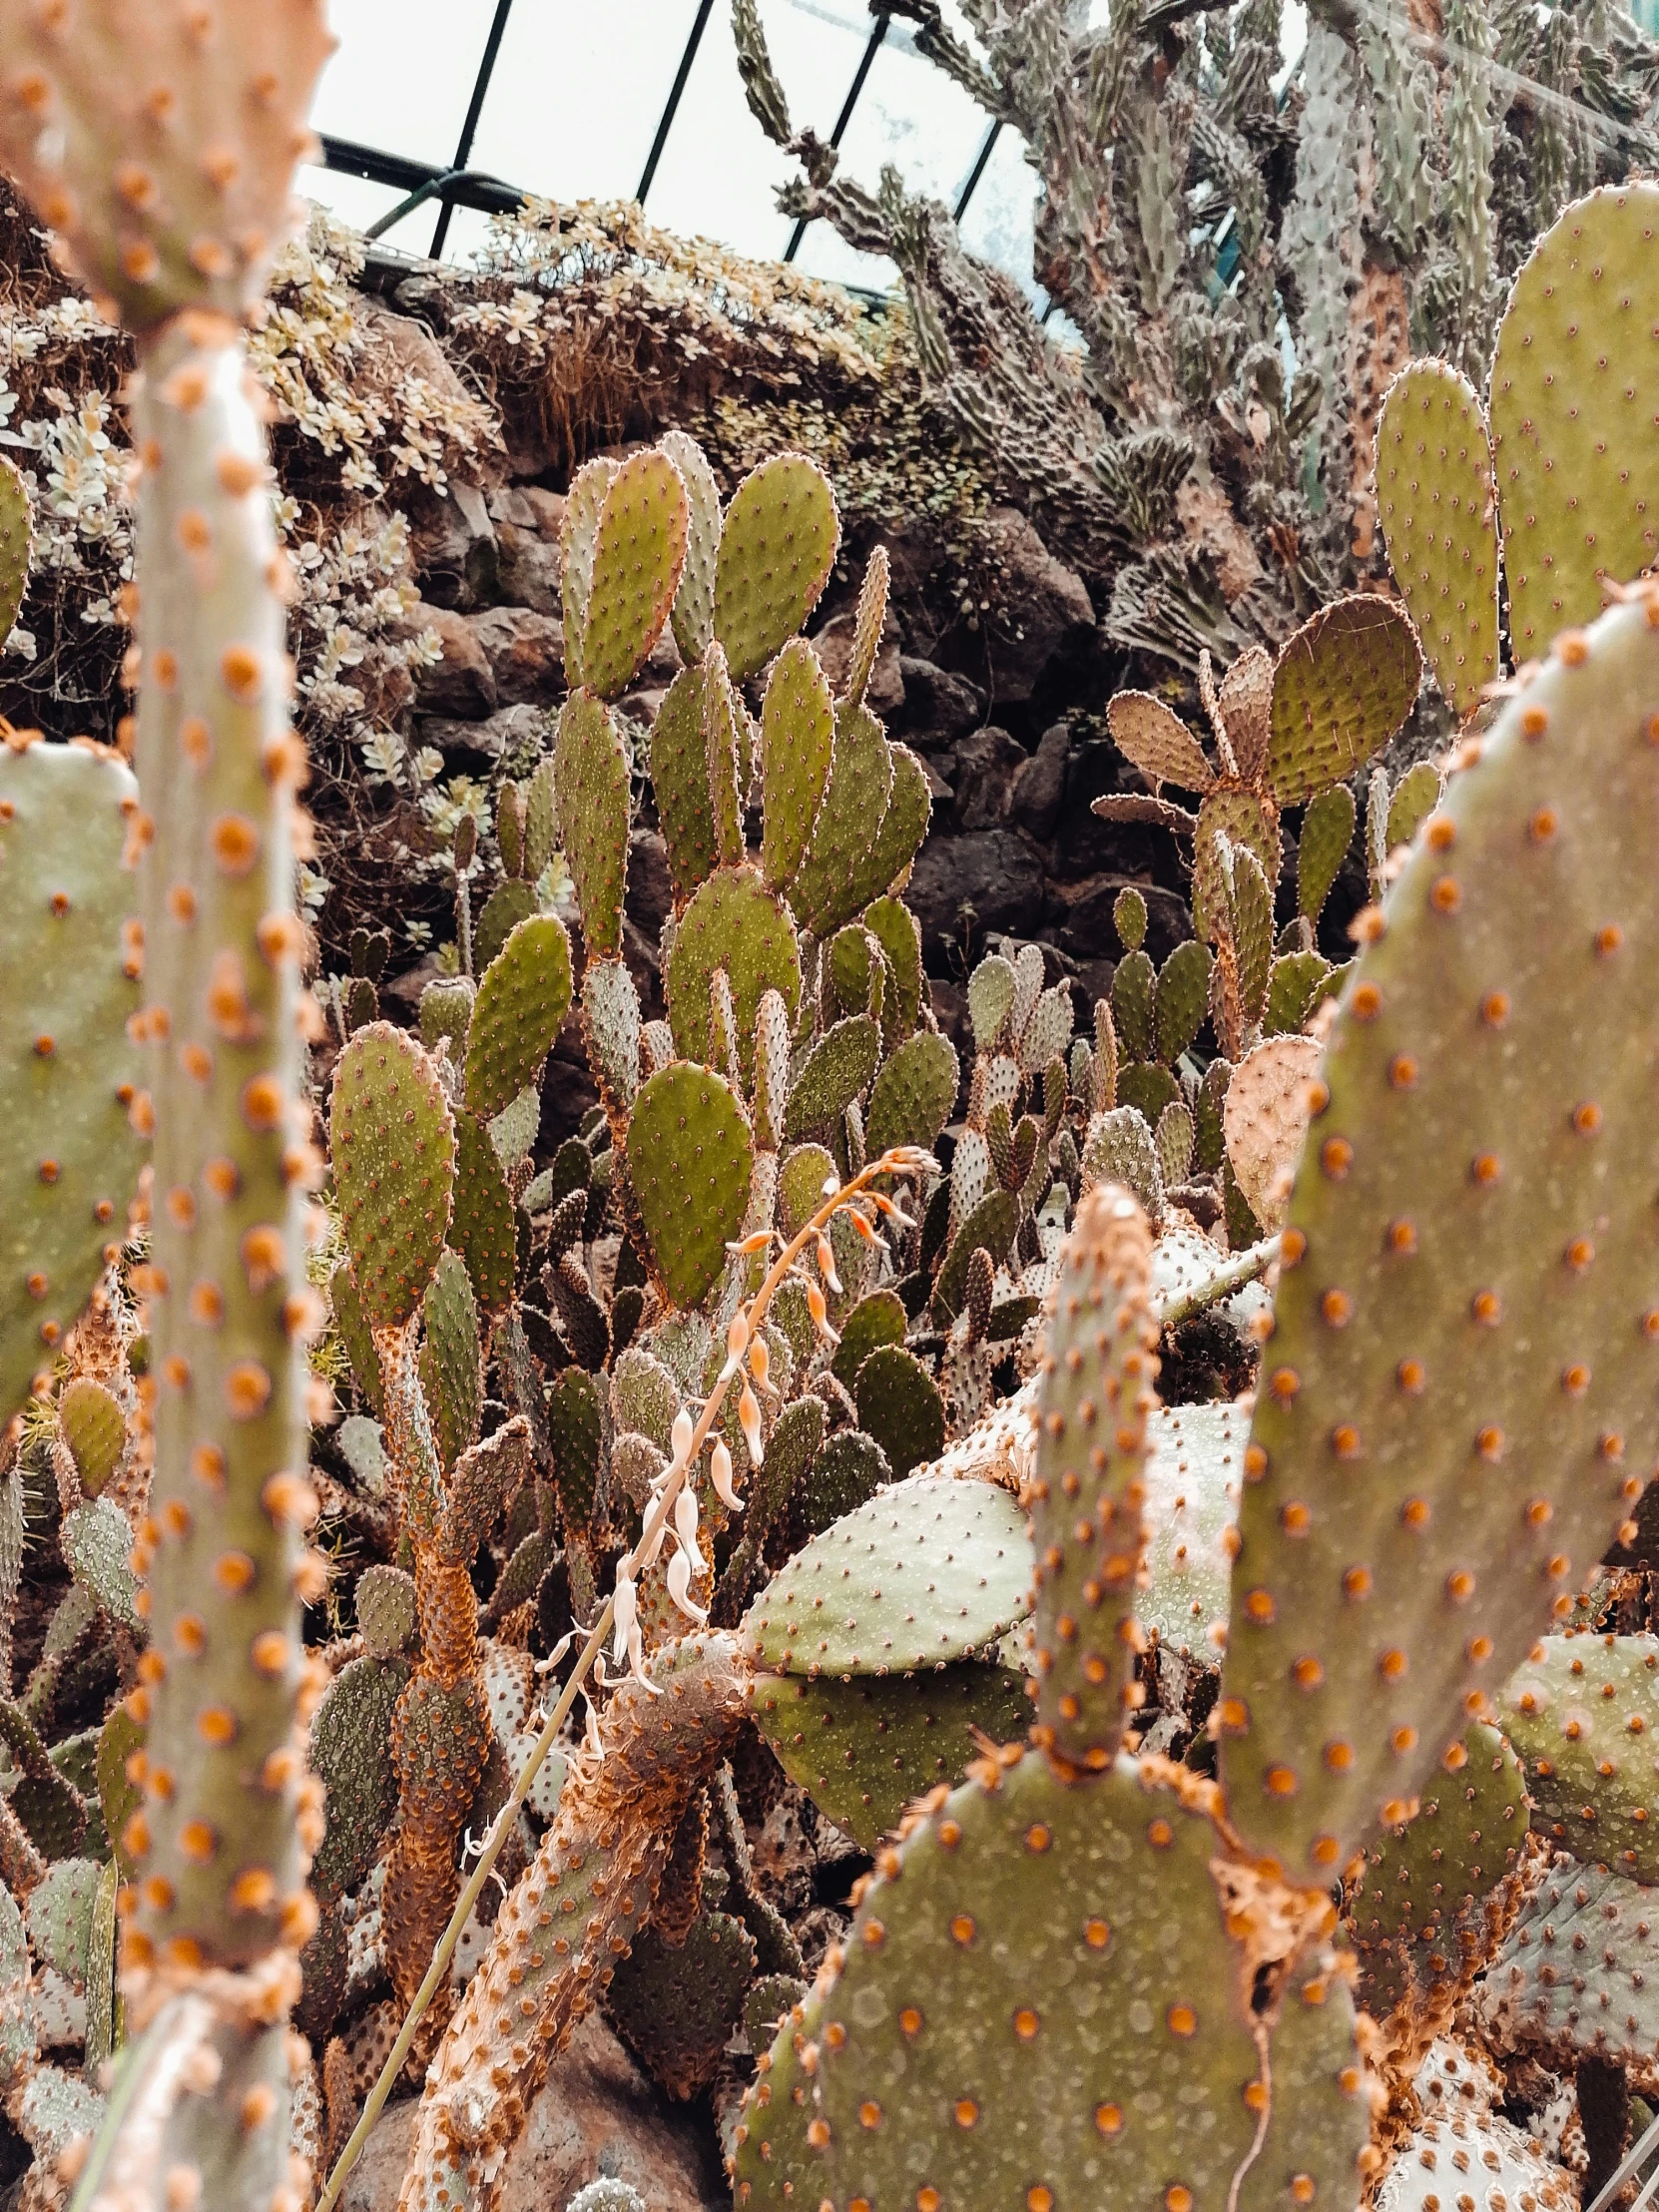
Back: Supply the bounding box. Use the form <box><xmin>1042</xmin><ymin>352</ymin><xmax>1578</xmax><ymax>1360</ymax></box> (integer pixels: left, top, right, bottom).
<box><xmin>429</xmin><ymin>0</ymin><xmax>519</xmax><ymax>258</ymax></box>
<box><xmin>784</xmin><ymin>9</ymin><xmax>890</xmax><ymax>261</ymax></box>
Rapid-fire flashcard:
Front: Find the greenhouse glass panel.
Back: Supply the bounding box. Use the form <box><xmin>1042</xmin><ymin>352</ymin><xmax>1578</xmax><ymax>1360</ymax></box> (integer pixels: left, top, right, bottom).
<box><xmin>309</xmin><ymin>0</ymin><xmax>495</xmax><ymax>167</ymax></box>
<box><xmin>956</xmin><ymin>121</ymin><xmax>1045</xmax><ymax>309</ymax></box>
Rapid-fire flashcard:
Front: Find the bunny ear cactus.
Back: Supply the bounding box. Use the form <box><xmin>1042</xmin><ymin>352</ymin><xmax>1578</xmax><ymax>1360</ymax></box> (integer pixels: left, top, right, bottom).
<box><xmin>0</xmin><ymin>8</ymin><xmax>337</xmax><ymax>2210</ymax></box>
<box><xmin>1218</xmin><ymin>589</ymin><xmax>1659</xmax><ymax>1889</ymax></box>
<box><xmin>0</xmin><ymin>740</ymin><xmax>146</xmax><ymax>1430</ymax></box>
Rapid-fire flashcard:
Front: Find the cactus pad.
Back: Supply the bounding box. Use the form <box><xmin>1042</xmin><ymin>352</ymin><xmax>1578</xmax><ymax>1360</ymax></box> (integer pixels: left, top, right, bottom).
<box><xmin>331</xmin><ymin>1258</ymin><xmax>383</xmax><ymax>1417</ymax></box>
<box><xmin>853</xmin><ymin>1345</ymin><xmax>946</xmax><ymax>1480</ymax></box>
<box><xmin>1479</xmin><ymin>1859</ymin><xmax>1659</xmax><ymax>2081</ymax></box>
<box><xmin>449</xmin><ymin>1110</ymin><xmax>518</xmax><ymax>1316</ymax></box>
<box><xmin>462</xmin><ymin>913</ymin><xmax>572</xmax><ymax>1122</ymax></box>
<box><xmin>665</xmin><ymin>868</ymin><xmax>802</xmax><ymax>1090</ymax></box>
<box><xmin>561</xmin><ymin>458</ymin><xmax>617</xmax><ymax>690</ymax></box>
<box><xmin>1499</xmin><ymin>1633</ymin><xmax>1659</xmax><ymax>1879</ymax></box>
<box><xmin>579</xmin><ymin>449</ymin><xmax>690</xmax><ymax>701</ymax></box>
<box><xmin>61</xmin><ymin>1496</ymin><xmax>141</xmax><ymax>1629</ymax></box>
<box><xmin>752</xmin><ymin>1661</ymin><xmax>1028</xmax><ymax>1848</ymax></box>
<box><xmin>714</xmin><ymin>452</ymin><xmax>838</xmax><ymax>683</ymax></box>
<box><xmin>606</xmin><ymin>1907</ymin><xmax>758</xmax><ymax>2099</ymax></box>
<box><xmin>651</xmin><ymin>665</ymin><xmax>720</xmax><ymax>902</ymax></box>
<box><xmin>1107</xmin><ymin>692</ymin><xmax>1218</xmax><ymax>793</ymax></box>
<box><xmin>864</xmin><ymin>895</ymin><xmax>923</xmax><ymax>1032</ymax></box>
<box><xmin>783</xmin><ymin>1015</ymin><xmax>880</xmax><ymax>1140</ymax></box>
<box><xmin>356</xmin><ymin>1563</ymin><xmax>418</xmax><ymax>1658</ymax></box>
<box><xmin>1376</xmin><ymin>361</ymin><xmax>1500</xmax><ymax>720</ymax></box>
<box><xmin>1138</xmin><ymin>1399</ymin><xmax>1247</xmax><ymax>1655</ymax></box>
<box><xmin>331</xmin><ymin>1023</ymin><xmax>456</xmax><ymax>1331</ymax></box>
<box><xmin>1154</xmin><ymin>939</ymin><xmax>1212</xmax><ymax>1065</ymax></box>
<box><xmin>760</xmin><ymin>636</ymin><xmax>834</xmax><ymax>893</ymax></box>
<box><xmin>1267</xmin><ymin>595</ymin><xmax>1423</xmax><ymax>807</ymax></box>
<box><xmin>734</xmin><ymin>1754</ymin><xmax>1365</xmax><ymax>2212</ymax></box>
<box><xmin>661</xmin><ymin>430</ymin><xmax>722</xmax><ymax>663</ymax></box>
<box><xmin>628</xmin><ymin>1063</ymin><xmax>755</xmax><ymax>1310</ymax></box>
<box><xmin>704</xmin><ymin>641</ymin><xmax>749</xmax><ymax>869</ymax></box>
<box><xmin>777</xmin><ymin>1142</ymin><xmax>838</xmax><ymax>1240</ymax></box>
<box><xmin>790</xmin><ymin>705</ymin><xmax>893</xmax><ymax>936</ymax></box>
<box><xmin>56</xmin><ymin>1379</ymin><xmax>125</xmax><ymax>1498</ymax></box>
<box><xmin>418</xmin><ymin>1250</ymin><xmax>481</xmax><ymax>1473</ymax></box>
<box><xmin>1300</xmin><ymin>785</ymin><xmax>1359</xmax><ymax>926</ymax></box>
<box><xmin>1489</xmin><ymin>185</ymin><xmax>1659</xmax><ymax>656</ymax></box>
<box><xmin>864</xmin><ymin>1030</ymin><xmax>959</xmax><ymax>1156</ymax></box>
<box><xmin>554</xmin><ymin>691</ymin><xmax>631</xmax><ymax>959</ymax></box>
<box><xmin>311</xmin><ymin>1654</ymin><xmax>410</xmax><ymax>1898</ymax></box>
<box><xmin>0</xmin><ymin>458</ymin><xmax>29</xmax><ymax>649</ymax></box>
<box><xmin>439</xmin><ymin>1416</ymin><xmax>530</xmax><ymax>1566</ymax></box>
<box><xmin>1349</xmin><ymin>1722</ymin><xmax>1528</xmax><ymax>2022</ymax></box>
<box><xmin>843</xmin><ymin>743</ymin><xmax>931</xmax><ymax>920</ymax></box>
<box><xmin>0</xmin><ymin>743</ymin><xmax>145</xmax><ymax>1424</ymax></box>
<box><xmin>1193</xmin><ymin>788</ymin><xmax>1281</xmax><ymax>942</ymax></box>
<box><xmin>582</xmin><ymin>954</ymin><xmax>643</xmax><ymax>1115</ymax></box>
<box><xmin>968</xmin><ymin>954</ymin><xmax>1018</xmax><ymax>1049</ymax></box>
<box><xmin>548</xmin><ymin>1367</ymin><xmax>605</xmax><ymax>1540</ymax></box>
<box><xmin>1375</xmin><ymin>2096</ymin><xmax>1573</xmax><ymax>2212</ymax></box>
<box><xmin>25</xmin><ymin>1855</ymin><xmax>99</xmax><ymax>1985</ymax></box>
<box><xmin>1220</xmin><ymin>594</ymin><xmax>1659</xmax><ymax>1888</ymax></box>
<box><xmin>1222</xmin><ymin>1034</ymin><xmax>1320</xmax><ymax>1233</ymax></box>
<box><xmin>931</xmin><ymin>1191</ymin><xmax>1021</xmax><ymax>1323</ymax></box>
<box><xmin>473</xmin><ymin>877</ymin><xmax>536</xmax><ymax>973</ymax></box>
<box><xmin>745</xmin><ymin>1471</ymin><xmax>1031</xmax><ymax>1676</ymax></box>
<box><xmin>830</xmin><ymin>1288</ymin><xmax>909</xmax><ymax>1389</ymax></box>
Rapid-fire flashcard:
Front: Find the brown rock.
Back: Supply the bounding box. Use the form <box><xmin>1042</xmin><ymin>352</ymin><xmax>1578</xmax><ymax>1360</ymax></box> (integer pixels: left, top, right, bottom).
<box><xmin>906</xmin><ymin>829</ymin><xmax>1046</xmax><ymax>963</ymax></box>
<box><xmin>407</xmin><ymin>478</ymin><xmax>499</xmax><ymax>610</ymax></box>
<box><xmin>338</xmin><ymin>2011</ymin><xmax>724</xmax><ymax>2212</ymax></box>
<box><xmin>1011</xmin><ymin>723</ymin><xmax>1069</xmax><ymax>840</ymax></box>
<box><xmin>496</xmin><ymin>521</ymin><xmax>562</xmax><ymax>616</ymax></box>
<box><xmin>416</xmin><ymin>702</ymin><xmax>551</xmax><ymax>767</ymax></box>
<box><xmin>522</xmin><ymin>486</ymin><xmax>567</xmax><ymax>540</ymax></box>
<box><xmin>948</xmin><ymin>726</ymin><xmax>1027</xmax><ymax>830</ymax></box>
<box><xmin>470</xmin><ymin>607</ymin><xmax>567</xmax><ymax>707</ymax></box>
<box><xmin>896</xmin><ymin>657</ymin><xmax>985</xmax><ymax>748</ymax></box>
<box><xmin>410</xmin><ymin>603</ymin><xmax>496</xmax><ymax>720</ymax></box>
<box><xmin>977</xmin><ymin>506</ymin><xmax>1094</xmax><ymax>703</ymax></box>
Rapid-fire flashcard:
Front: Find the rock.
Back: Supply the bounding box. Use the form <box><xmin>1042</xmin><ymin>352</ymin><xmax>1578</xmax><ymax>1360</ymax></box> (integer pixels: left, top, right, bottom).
<box><xmin>469</xmin><ymin>607</ymin><xmax>567</xmax><ymax>708</ymax></box>
<box><xmin>410</xmin><ymin>603</ymin><xmax>497</xmax><ymax>720</ymax></box>
<box><xmin>947</xmin><ymin>726</ymin><xmax>1027</xmax><ymax>831</ymax></box>
<box><xmin>521</xmin><ymin>486</ymin><xmax>567</xmax><ymax>540</ymax></box>
<box><xmin>337</xmin><ymin>2011</ymin><xmax>724</xmax><ymax>2212</ymax></box>
<box><xmin>977</xmin><ymin>506</ymin><xmax>1094</xmax><ymax>703</ymax></box>
<box><xmin>906</xmin><ymin>829</ymin><xmax>1047</xmax><ymax>965</ymax></box>
<box><xmin>626</xmin><ymin>829</ymin><xmax>674</xmax><ymax>950</ymax></box>
<box><xmin>810</xmin><ymin>606</ymin><xmax>904</xmax><ymax>716</ymax></box>
<box><xmin>416</xmin><ymin>702</ymin><xmax>551</xmax><ymax>768</ymax></box>
<box><xmin>896</xmin><ymin>658</ymin><xmax>985</xmax><ymax>748</ymax></box>
<box><xmin>1011</xmin><ymin>722</ymin><xmax>1069</xmax><ymax>841</ymax></box>
<box><xmin>496</xmin><ymin>522</ymin><xmax>562</xmax><ymax>616</ymax></box>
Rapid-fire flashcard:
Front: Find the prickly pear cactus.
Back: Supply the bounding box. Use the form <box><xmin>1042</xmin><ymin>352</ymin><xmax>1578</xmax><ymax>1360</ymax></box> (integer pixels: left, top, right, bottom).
<box><xmin>0</xmin><ymin>742</ymin><xmax>146</xmax><ymax>1428</ymax></box>
<box><xmin>1375</xmin><ymin>361</ymin><xmax>1499</xmax><ymax>720</ymax></box>
<box><xmin>1219</xmin><ymin>591</ymin><xmax>1659</xmax><ymax>1886</ymax></box>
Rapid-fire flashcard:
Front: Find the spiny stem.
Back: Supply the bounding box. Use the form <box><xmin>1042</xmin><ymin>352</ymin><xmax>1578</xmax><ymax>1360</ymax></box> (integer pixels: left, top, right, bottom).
<box><xmin>314</xmin><ymin>1148</ymin><xmax>926</xmax><ymax>2212</ymax></box>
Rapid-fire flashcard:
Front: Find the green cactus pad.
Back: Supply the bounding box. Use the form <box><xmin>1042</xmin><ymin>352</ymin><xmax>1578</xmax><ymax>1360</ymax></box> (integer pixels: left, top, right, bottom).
<box><xmin>473</xmin><ymin>878</ymin><xmax>537</xmax><ymax>974</ymax></box>
<box><xmin>863</xmin><ymin>896</ymin><xmax>923</xmax><ymax>1033</ymax></box>
<box><xmin>439</xmin><ymin>1416</ymin><xmax>530</xmax><ymax>1566</ymax></box>
<box><xmin>829</xmin><ymin>1288</ymin><xmax>908</xmax><ymax>1390</ymax></box>
<box><xmin>931</xmin><ymin>1191</ymin><xmax>1021</xmax><ymax>1324</ymax></box>
<box><xmin>330</xmin><ymin>1257</ymin><xmax>383</xmax><ymax>1418</ymax></box>
<box><xmin>853</xmin><ymin>1345</ymin><xmax>945</xmax><ymax>1481</ymax></box>
<box><xmin>1489</xmin><ymin>184</ymin><xmax>1659</xmax><ymax>657</ymax></box>
<box><xmin>864</xmin><ymin>1031</ymin><xmax>959</xmax><ymax>1157</ymax></box>
<box><xmin>24</xmin><ymin>1855</ymin><xmax>98</xmax><ymax>1985</ymax></box>
<box><xmin>1299</xmin><ymin>784</ymin><xmax>1358</xmax><ymax>926</ymax></box>
<box><xmin>1499</xmin><ymin>1632</ymin><xmax>1659</xmax><ymax>1879</ymax></box>
<box><xmin>1220</xmin><ymin>595</ymin><xmax>1659</xmax><ymax>1888</ymax></box>
<box><xmin>1082</xmin><ymin>1105</ymin><xmax>1163</xmax><ymax>1218</ymax></box>
<box><xmin>1112</xmin><ymin>946</ymin><xmax>1156</xmax><ymax>1062</ymax></box>
<box><xmin>548</xmin><ymin>1367</ymin><xmax>605</xmax><ymax>1540</ymax></box>
<box><xmin>1139</xmin><ymin>1400</ymin><xmax>1247</xmax><ymax>1655</ymax></box>
<box><xmin>1194</xmin><ymin>787</ymin><xmax>1281</xmax><ymax>943</ymax></box>
<box><xmin>1267</xmin><ymin>596</ymin><xmax>1422</xmax><ymax>808</ymax></box>
<box><xmin>1479</xmin><ymin>1858</ymin><xmax>1659</xmax><ymax>2078</ymax></box>
<box><xmin>582</xmin><ymin>954</ymin><xmax>642</xmax><ymax>1113</ymax></box>
<box><xmin>745</xmin><ymin>1471</ymin><xmax>1031</xmax><ymax>1676</ymax></box>
<box><xmin>968</xmin><ymin>955</ymin><xmax>1018</xmax><ymax>1050</ymax></box>
<box><xmin>760</xmin><ymin>636</ymin><xmax>834</xmax><ymax>894</ymax></box>
<box><xmin>1376</xmin><ymin>361</ymin><xmax>1500</xmax><ymax>720</ymax></box>
<box><xmin>651</xmin><ymin>665</ymin><xmax>720</xmax><ymax>903</ymax></box>
<box><xmin>560</xmin><ymin>457</ymin><xmax>617</xmax><ymax>690</ymax></box>
<box><xmin>96</xmin><ymin>1702</ymin><xmax>143</xmax><ymax>1879</ymax></box>
<box><xmin>449</xmin><ymin>1109</ymin><xmax>518</xmax><ymax>1316</ymax></box>
<box><xmin>778</xmin><ymin>1144</ymin><xmax>838</xmax><ymax>1241</ymax></box>
<box><xmin>0</xmin><ymin>456</ymin><xmax>31</xmax><ymax>648</ymax></box>
<box><xmin>734</xmin><ymin>1754</ymin><xmax>1365</xmax><ymax>2212</ymax></box>
<box><xmin>1225</xmin><ymin>838</ymin><xmax>1276</xmax><ymax>1034</ymax></box>
<box><xmin>488</xmin><ymin>1081</ymin><xmax>540</xmax><ymax>1171</ymax></box>
<box><xmin>1386</xmin><ymin>762</ymin><xmax>1442</xmax><ymax>854</ymax></box>
<box><xmin>310</xmin><ymin>1653</ymin><xmax>410</xmax><ymax>1897</ymax></box>
<box><xmin>356</xmin><ymin>1562</ymin><xmax>418</xmax><ymax>1657</ymax></box>
<box><xmin>84</xmin><ymin>1859</ymin><xmax>116</xmax><ymax>2075</ymax></box>
<box><xmin>1107</xmin><ymin>691</ymin><xmax>1218</xmax><ymax>794</ymax></box>
<box><xmin>841</xmin><ymin>543</ymin><xmax>890</xmax><ymax>712</ymax></box>
<box><xmin>1265</xmin><ymin>951</ymin><xmax>1335</xmax><ymax>1037</ymax></box>
<box><xmin>580</xmin><ymin>448</ymin><xmax>689</xmax><ymax>701</ymax></box>
<box><xmin>714</xmin><ymin>452</ymin><xmax>839</xmax><ymax>683</ymax></box>
<box><xmin>418</xmin><ymin>1250</ymin><xmax>481</xmax><ymax>1473</ymax></box>
<box><xmin>554</xmin><ymin>691</ymin><xmax>631</xmax><ymax>959</ymax></box>
<box><xmin>753</xmin><ymin>1661</ymin><xmax>1028</xmax><ymax>1849</ymax></box>
<box><xmin>703</xmin><ymin>641</ymin><xmax>749</xmax><ymax>870</ymax></box>
<box><xmin>1154</xmin><ymin>939</ymin><xmax>1212</xmax><ymax>1065</ymax></box>
<box><xmin>791</xmin><ymin>1428</ymin><xmax>888</xmax><ymax>1544</ymax></box>
<box><xmin>665</xmin><ymin>867</ymin><xmax>802</xmax><ymax>1092</ymax></box>
<box><xmin>790</xmin><ymin>705</ymin><xmax>893</xmax><ymax>937</ymax></box>
<box><xmin>628</xmin><ymin>1063</ymin><xmax>755</xmax><ymax>1310</ymax></box>
<box><xmin>61</xmin><ymin>1497</ymin><xmax>141</xmax><ymax>1628</ymax></box>
<box><xmin>607</xmin><ymin>1907</ymin><xmax>758</xmax><ymax>2102</ymax></box>
<box><xmin>1348</xmin><ymin>1724</ymin><xmax>1528</xmax><ymax>2021</ymax></box>
<box><xmin>831</xmin><ymin>927</ymin><xmax>876</xmax><ymax>1022</ymax></box>
<box><xmin>419</xmin><ymin>974</ymin><xmax>475</xmax><ymax>1063</ymax></box>
<box><xmin>783</xmin><ymin>1016</ymin><xmax>880</xmax><ymax>1141</ymax></box>
<box><xmin>1239</xmin><ymin>1942</ymin><xmax>1373</xmax><ymax>2212</ymax></box>
<box><xmin>56</xmin><ymin>1379</ymin><xmax>124</xmax><ymax>1498</ymax></box>
<box><xmin>462</xmin><ymin>913</ymin><xmax>572</xmax><ymax>1122</ymax></box>
<box><xmin>0</xmin><ymin>1700</ymin><xmax>85</xmax><ymax>1858</ymax></box>
<box><xmin>752</xmin><ymin>987</ymin><xmax>791</xmax><ymax>1151</ymax></box>
<box><xmin>331</xmin><ymin>1023</ymin><xmax>456</xmax><ymax>1331</ymax></box>
<box><xmin>611</xmin><ymin>1346</ymin><xmax>682</xmax><ymax>1455</ymax></box>
<box><xmin>1027</xmin><ymin>1188</ymin><xmax>1159</xmax><ymax>1768</ymax></box>
<box><xmin>842</xmin><ymin>743</ymin><xmax>931</xmax><ymax>920</ymax></box>
<box><xmin>0</xmin><ymin>743</ymin><xmax>145</xmax><ymax>1424</ymax></box>
<box><xmin>661</xmin><ymin>430</ymin><xmax>722</xmax><ymax>664</ymax></box>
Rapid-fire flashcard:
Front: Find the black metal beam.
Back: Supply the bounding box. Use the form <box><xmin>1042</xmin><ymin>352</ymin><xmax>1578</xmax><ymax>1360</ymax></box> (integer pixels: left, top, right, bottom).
<box><xmin>784</xmin><ymin>10</ymin><xmax>889</xmax><ymax>262</ymax></box>
<box><xmin>431</xmin><ymin>0</ymin><xmax>520</xmax><ymax>258</ymax></box>
<box><xmin>952</xmin><ymin>118</ymin><xmax>1000</xmax><ymax>223</ymax></box>
<box><xmin>317</xmin><ymin>134</ymin><xmax>526</xmax><ymax>225</ymax></box>
<box><xmin>638</xmin><ymin>0</ymin><xmax>718</xmax><ymax>204</ymax></box>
